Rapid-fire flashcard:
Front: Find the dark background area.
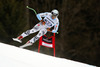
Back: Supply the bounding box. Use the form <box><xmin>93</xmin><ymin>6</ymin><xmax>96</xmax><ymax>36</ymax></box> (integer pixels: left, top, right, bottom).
<box><xmin>0</xmin><ymin>0</ymin><xmax>100</xmax><ymax>66</ymax></box>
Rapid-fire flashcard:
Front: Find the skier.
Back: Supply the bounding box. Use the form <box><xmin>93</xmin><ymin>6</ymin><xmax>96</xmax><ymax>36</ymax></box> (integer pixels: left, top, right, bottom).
<box><xmin>13</xmin><ymin>9</ymin><xmax>59</xmax><ymax>48</ymax></box>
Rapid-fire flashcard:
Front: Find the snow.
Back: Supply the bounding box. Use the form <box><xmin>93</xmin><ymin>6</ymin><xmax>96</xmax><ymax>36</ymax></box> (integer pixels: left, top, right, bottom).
<box><xmin>0</xmin><ymin>43</ymin><xmax>96</xmax><ymax>67</ymax></box>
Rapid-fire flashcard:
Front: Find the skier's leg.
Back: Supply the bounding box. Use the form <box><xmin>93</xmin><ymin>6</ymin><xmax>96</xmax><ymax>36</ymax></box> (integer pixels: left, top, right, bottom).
<box><xmin>13</xmin><ymin>23</ymin><xmax>42</xmax><ymax>43</ymax></box>
<box><xmin>30</xmin><ymin>29</ymin><xmax>47</xmax><ymax>43</ymax></box>
<box><xmin>20</xmin><ymin>28</ymin><xmax>47</xmax><ymax>48</ymax></box>
<box><xmin>21</xmin><ymin>23</ymin><xmax>41</xmax><ymax>38</ymax></box>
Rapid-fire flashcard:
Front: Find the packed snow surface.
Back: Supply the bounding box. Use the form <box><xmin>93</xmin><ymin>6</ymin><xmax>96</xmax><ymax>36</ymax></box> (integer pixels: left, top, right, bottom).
<box><xmin>0</xmin><ymin>43</ymin><xmax>96</xmax><ymax>67</ymax></box>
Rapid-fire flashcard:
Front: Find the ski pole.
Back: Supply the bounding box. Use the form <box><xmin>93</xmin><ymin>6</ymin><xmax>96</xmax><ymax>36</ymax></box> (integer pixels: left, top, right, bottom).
<box><xmin>56</xmin><ymin>32</ymin><xmax>59</xmax><ymax>34</ymax></box>
<box><xmin>26</xmin><ymin>6</ymin><xmax>37</xmax><ymax>15</ymax></box>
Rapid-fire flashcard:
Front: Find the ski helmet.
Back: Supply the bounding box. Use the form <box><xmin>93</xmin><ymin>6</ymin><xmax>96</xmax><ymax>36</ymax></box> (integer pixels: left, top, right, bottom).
<box><xmin>51</xmin><ymin>9</ymin><xmax>59</xmax><ymax>16</ymax></box>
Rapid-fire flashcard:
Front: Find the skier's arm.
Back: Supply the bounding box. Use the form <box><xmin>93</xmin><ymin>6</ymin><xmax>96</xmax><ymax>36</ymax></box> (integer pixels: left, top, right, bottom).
<box><xmin>36</xmin><ymin>12</ymin><xmax>50</xmax><ymax>25</ymax></box>
<box><xmin>52</xmin><ymin>21</ymin><xmax>59</xmax><ymax>33</ymax></box>
<box><xmin>36</xmin><ymin>12</ymin><xmax>49</xmax><ymax>21</ymax></box>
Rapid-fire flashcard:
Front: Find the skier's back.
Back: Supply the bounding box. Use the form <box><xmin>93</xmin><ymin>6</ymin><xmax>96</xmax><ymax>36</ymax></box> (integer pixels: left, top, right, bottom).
<box><xmin>13</xmin><ymin>9</ymin><xmax>59</xmax><ymax>48</ymax></box>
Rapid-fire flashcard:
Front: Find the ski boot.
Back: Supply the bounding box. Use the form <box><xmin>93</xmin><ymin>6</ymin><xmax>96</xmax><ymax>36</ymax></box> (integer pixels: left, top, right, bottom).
<box><xmin>13</xmin><ymin>36</ymin><xmax>23</xmax><ymax>43</ymax></box>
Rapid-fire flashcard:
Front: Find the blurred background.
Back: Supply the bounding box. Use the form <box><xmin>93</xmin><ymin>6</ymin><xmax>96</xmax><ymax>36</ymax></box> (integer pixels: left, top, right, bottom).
<box><xmin>0</xmin><ymin>0</ymin><xmax>100</xmax><ymax>66</ymax></box>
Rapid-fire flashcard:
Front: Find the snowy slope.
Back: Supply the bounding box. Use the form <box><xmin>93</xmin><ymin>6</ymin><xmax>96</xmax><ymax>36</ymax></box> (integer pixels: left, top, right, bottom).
<box><xmin>0</xmin><ymin>43</ymin><xmax>96</xmax><ymax>67</ymax></box>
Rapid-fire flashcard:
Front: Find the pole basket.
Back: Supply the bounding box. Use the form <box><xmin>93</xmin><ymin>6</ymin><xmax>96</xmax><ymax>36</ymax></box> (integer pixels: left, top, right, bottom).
<box><xmin>38</xmin><ymin>33</ymin><xmax>55</xmax><ymax>56</ymax></box>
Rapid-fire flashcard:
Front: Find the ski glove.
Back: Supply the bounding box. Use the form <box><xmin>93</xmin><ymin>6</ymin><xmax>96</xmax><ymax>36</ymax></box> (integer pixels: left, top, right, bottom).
<box><xmin>40</xmin><ymin>20</ymin><xmax>45</xmax><ymax>25</ymax></box>
<box><xmin>47</xmin><ymin>28</ymin><xmax>52</xmax><ymax>32</ymax></box>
